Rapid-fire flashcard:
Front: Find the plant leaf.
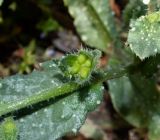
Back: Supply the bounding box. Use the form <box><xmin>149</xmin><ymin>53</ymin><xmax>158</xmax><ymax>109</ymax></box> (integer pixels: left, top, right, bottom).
<box><xmin>127</xmin><ymin>11</ymin><xmax>160</xmax><ymax>60</ymax></box>
<box><xmin>108</xmin><ymin>56</ymin><xmax>160</xmax><ymax>140</ymax></box>
<box><xmin>0</xmin><ymin>0</ymin><xmax>3</xmax><ymax>6</ymax></box>
<box><xmin>37</xmin><ymin>17</ymin><xmax>60</xmax><ymax>33</ymax></box>
<box><xmin>63</xmin><ymin>0</ymin><xmax>117</xmax><ymax>51</ymax></box>
<box><xmin>122</xmin><ymin>0</ymin><xmax>147</xmax><ymax>27</ymax></box>
<box><xmin>0</xmin><ymin>56</ymin><xmax>103</xmax><ymax>140</ymax></box>
<box><xmin>0</xmin><ymin>60</ymin><xmax>62</xmax><ymax>106</ymax></box>
<box><xmin>17</xmin><ymin>83</ymin><xmax>103</xmax><ymax>140</ymax></box>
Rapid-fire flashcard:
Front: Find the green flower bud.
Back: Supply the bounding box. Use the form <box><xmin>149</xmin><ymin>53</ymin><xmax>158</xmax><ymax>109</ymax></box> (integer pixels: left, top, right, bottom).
<box><xmin>77</xmin><ymin>54</ymin><xmax>87</xmax><ymax>64</ymax></box>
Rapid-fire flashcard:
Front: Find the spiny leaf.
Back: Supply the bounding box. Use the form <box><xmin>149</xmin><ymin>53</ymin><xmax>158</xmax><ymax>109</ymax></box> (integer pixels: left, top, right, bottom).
<box><xmin>127</xmin><ymin>11</ymin><xmax>160</xmax><ymax>60</ymax></box>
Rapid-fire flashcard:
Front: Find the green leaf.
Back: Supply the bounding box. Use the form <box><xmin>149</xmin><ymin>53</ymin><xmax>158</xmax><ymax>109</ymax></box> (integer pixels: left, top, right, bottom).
<box><xmin>109</xmin><ymin>75</ymin><xmax>159</xmax><ymax>127</ymax></box>
<box><xmin>37</xmin><ymin>17</ymin><xmax>60</xmax><ymax>33</ymax></box>
<box><xmin>122</xmin><ymin>0</ymin><xmax>147</xmax><ymax>27</ymax></box>
<box><xmin>108</xmin><ymin>56</ymin><xmax>160</xmax><ymax>140</ymax></box>
<box><xmin>0</xmin><ymin>60</ymin><xmax>62</xmax><ymax>107</ymax></box>
<box><xmin>17</xmin><ymin>83</ymin><xmax>103</xmax><ymax>140</ymax></box>
<box><xmin>0</xmin><ymin>50</ymin><xmax>103</xmax><ymax>140</ymax></box>
<box><xmin>63</xmin><ymin>0</ymin><xmax>117</xmax><ymax>51</ymax></box>
<box><xmin>127</xmin><ymin>11</ymin><xmax>160</xmax><ymax>60</ymax></box>
<box><xmin>148</xmin><ymin>115</ymin><xmax>160</xmax><ymax>140</ymax></box>
<box><xmin>0</xmin><ymin>0</ymin><xmax>3</xmax><ymax>6</ymax></box>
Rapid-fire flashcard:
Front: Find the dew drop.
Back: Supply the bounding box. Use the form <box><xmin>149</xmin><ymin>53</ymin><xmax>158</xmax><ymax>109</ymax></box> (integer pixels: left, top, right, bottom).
<box><xmin>32</xmin><ymin>123</ymin><xmax>36</xmax><ymax>127</ymax></box>
<box><xmin>131</xmin><ymin>27</ymin><xmax>135</xmax><ymax>32</ymax></box>
<box><xmin>51</xmin><ymin>80</ymin><xmax>55</xmax><ymax>84</ymax></box>
<box><xmin>96</xmin><ymin>100</ymin><xmax>101</xmax><ymax>105</ymax></box>
<box><xmin>61</xmin><ymin>115</ymin><xmax>65</xmax><ymax>119</ymax></box>
<box><xmin>154</xmin><ymin>48</ymin><xmax>158</xmax><ymax>53</ymax></box>
<box><xmin>40</xmin><ymin>131</ymin><xmax>44</xmax><ymax>135</ymax></box>
<box><xmin>143</xmin><ymin>0</ymin><xmax>150</xmax><ymax>5</ymax></box>
<box><xmin>98</xmin><ymin>8</ymin><xmax>102</xmax><ymax>13</ymax></box>
<box><xmin>39</xmin><ymin>124</ymin><xmax>42</xmax><ymax>128</ymax></box>
<box><xmin>39</xmin><ymin>63</ymin><xmax>42</xmax><ymax>66</ymax></box>
<box><xmin>62</xmin><ymin>101</ymin><xmax>66</xmax><ymax>105</ymax></box>
<box><xmin>72</xmin><ymin>128</ymin><xmax>77</xmax><ymax>133</ymax></box>
<box><xmin>82</xmin><ymin>35</ymin><xmax>87</xmax><ymax>41</ymax></box>
<box><xmin>101</xmin><ymin>86</ymin><xmax>104</xmax><ymax>90</ymax></box>
<box><xmin>20</xmin><ymin>119</ymin><xmax>24</xmax><ymax>123</ymax></box>
<box><xmin>44</xmin><ymin>109</ymin><xmax>48</xmax><ymax>112</ymax></box>
<box><xmin>49</xmin><ymin>63</ymin><xmax>56</xmax><ymax>68</ymax></box>
<box><xmin>0</xmin><ymin>83</ymin><xmax>2</xmax><ymax>88</ymax></box>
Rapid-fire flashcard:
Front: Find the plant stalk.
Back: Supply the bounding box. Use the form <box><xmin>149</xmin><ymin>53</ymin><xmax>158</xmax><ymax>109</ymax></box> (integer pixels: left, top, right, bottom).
<box><xmin>0</xmin><ymin>68</ymin><xmax>127</xmax><ymax>117</ymax></box>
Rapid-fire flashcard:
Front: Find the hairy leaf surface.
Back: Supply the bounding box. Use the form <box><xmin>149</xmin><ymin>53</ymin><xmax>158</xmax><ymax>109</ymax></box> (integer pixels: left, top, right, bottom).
<box><xmin>63</xmin><ymin>0</ymin><xmax>117</xmax><ymax>51</ymax></box>
<box><xmin>0</xmin><ymin>56</ymin><xmax>103</xmax><ymax>140</ymax></box>
<box><xmin>128</xmin><ymin>12</ymin><xmax>160</xmax><ymax>59</ymax></box>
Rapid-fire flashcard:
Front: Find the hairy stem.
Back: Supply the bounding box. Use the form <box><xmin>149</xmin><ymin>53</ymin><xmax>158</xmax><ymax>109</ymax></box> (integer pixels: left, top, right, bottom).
<box><xmin>0</xmin><ymin>68</ymin><xmax>127</xmax><ymax>117</ymax></box>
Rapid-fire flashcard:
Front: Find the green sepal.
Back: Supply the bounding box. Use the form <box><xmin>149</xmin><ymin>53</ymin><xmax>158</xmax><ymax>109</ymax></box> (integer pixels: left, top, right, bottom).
<box><xmin>59</xmin><ymin>49</ymin><xmax>101</xmax><ymax>84</ymax></box>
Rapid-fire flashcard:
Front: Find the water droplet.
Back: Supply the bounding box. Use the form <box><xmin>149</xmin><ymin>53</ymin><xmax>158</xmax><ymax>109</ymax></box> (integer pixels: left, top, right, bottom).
<box><xmin>61</xmin><ymin>115</ymin><xmax>65</xmax><ymax>119</ymax></box>
<box><xmin>143</xmin><ymin>0</ymin><xmax>150</xmax><ymax>5</ymax></box>
<box><xmin>72</xmin><ymin>128</ymin><xmax>77</xmax><ymax>133</ymax></box>
<box><xmin>98</xmin><ymin>8</ymin><xmax>102</xmax><ymax>13</ymax></box>
<box><xmin>82</xmin><ymin>35</ymin><xmax>87</xmax><ymax>41</ymax></box>
<box><xmin>44</xmin><ymin>109</ymin><xmax>48</xmax><ymax>112</ymax></box>
<box><xmin>49</xmin><ymin>63</ymin><xmax>56</xmax><ymax>68</ymax></box>
<box><xmin>52</xmin><ymin>63</ymin><xmax>56</xmax><ymax>67</ymax></box>
<box><xmin>154</xmin><ymin>48</ymin><xmax>158</xmax><ymax>53</ymax></box>
<box><xmin>20</xmin><ymin>119</ymin><xmax>24</xmax><ymax>123</ymax></box>
<box><xmin>101</xmin><ymin>86</ymin><xmax>104</xmax><ymax>90</ymax></box>
<box><xmin>131</xmin><ymin>27</ymin><xmax>135</xmax><ymax>32</ymax></box>
<box><xmin>51</xmin><ymin>80</ymin><xmax>55</xmax><ymax>84</ymax></box>
<box><xmin>96</xmin><ymin>100</ymin><xmax>101</xmax><ymax>104</ymax></box>
<box><xmin>40</xmin><ymin>131</ymin><xmax>44</xmax><ymax>135</ymax></box>
<box><xmin>62</xmin><ymin>101</ymin><xmax>66</xmax><ymax>105</ymax></box>
<box><xmin>0</xmin><ymin>83</ymin><xmax>2</xmax><ymax>88</ymax></box>
<box><xmin>39</xmin><ymin>124</ymin><xmax>42</xmax><ymax>128</ymax></box>
<box><xmin>32</xmin><ymin>123</ymin><xmax>36</xmax><ymax>127</ymax></box>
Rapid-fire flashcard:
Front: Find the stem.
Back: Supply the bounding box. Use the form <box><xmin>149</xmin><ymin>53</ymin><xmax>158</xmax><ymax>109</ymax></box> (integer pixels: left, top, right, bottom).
<box><xmin>0</xmin><ymin>68</ymin><xmax>127</xmax><ymax>117</ymax></box>
<box><xmin>0</xmin><ymin>83</ymin><xmax>79</xmax><ymax>116</ymax></box>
